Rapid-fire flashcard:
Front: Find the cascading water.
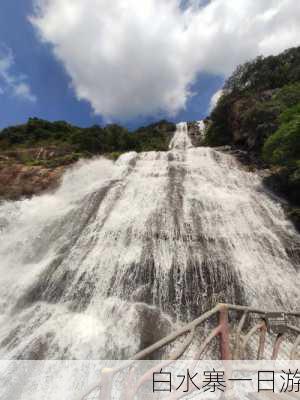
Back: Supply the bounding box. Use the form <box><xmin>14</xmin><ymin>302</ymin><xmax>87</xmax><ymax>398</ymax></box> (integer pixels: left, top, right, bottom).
<box><xmin>0</xmin><ymin>122</ymin><xmax>299</xmax><ymax>360</ymax></box>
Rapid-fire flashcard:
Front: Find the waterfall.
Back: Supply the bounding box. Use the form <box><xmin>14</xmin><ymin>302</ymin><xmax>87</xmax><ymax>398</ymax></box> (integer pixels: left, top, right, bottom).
<box><xmin>0</xmin><ymin>122</ymin><xmax>299</xmax><ymax>360</ymax></box>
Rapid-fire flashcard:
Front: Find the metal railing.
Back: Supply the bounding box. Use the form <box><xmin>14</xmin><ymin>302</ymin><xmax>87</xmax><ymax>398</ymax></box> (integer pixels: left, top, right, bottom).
<box><xmin>80</xmin><ymin>303</ymin><xmax>300</xmax><ymax>399</ymax></box>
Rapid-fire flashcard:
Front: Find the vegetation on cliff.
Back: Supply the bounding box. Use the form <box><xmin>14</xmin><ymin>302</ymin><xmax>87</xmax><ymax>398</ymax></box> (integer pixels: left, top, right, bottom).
<box><xmin>0</xmin><ymin>119</ymin><xmax>175</xmax><ymax>158</ymax></box>
<box><xmin>0</xmin><ymin>119</ymin><xmax>175</xmax><ymax>199</ymax></box>
<box><xmin>205</xmin><ymin>46</ymin><xmax>300</xmax><ymax>229</ymax></box>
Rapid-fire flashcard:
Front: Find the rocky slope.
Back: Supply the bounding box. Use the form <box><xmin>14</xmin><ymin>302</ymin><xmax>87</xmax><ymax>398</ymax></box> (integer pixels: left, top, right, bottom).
<box><xmin>0</xmin><ymin>147</ymin><xmax>75</xmax><ymax>200</ymax></box>
<box><xmin>0</xmin><ymin>119</ymin><xmax>175</xmax><ymax>201</ymax></box>
<box><xmin>205</xmin><ymin>46</ymin><xmax>300</xmax><ymax>231</ymax></box>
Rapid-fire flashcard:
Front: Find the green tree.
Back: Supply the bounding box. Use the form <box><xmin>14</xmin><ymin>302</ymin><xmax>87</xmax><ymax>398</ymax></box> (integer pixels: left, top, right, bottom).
<box><xmin>263</xmin><ymin>104</ymin><xmax>300</xmax><ymax>167</ymax></box>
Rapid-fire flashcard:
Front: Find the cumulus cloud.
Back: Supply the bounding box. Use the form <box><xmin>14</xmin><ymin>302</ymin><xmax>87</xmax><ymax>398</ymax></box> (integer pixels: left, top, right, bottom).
<box><xmin>209</xmin><ymin>89</ymin><xmax>223</xmax><ymax>112</ymax></box>
<box><xmin>0</xmin><ymin>46</ymin><xmax>37</xmax><ymax>102</ymax></box>
<box><xmin>31</xmin><ymin>0</ymin><xmax>300</xmax><ymax>119</ymax></box>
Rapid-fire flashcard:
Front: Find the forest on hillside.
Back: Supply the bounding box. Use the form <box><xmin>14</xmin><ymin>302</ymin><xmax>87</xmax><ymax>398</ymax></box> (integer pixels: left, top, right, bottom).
<box><xmin>0</xmin><ymin>119</ymin><xmax>175</xmax><ymax>163</ymax></box>
<box><xmin>205</xmin><ymin>46</ymin><xmax>300</xmax><ymax>228</ymax></box>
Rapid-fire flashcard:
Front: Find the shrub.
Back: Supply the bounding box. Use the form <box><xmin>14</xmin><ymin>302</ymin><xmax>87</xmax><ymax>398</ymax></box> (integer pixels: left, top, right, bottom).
<box><xmin>224</xmin><ymin>47</ymin><xmax>300</xmax><ymax>94</ymax></box>
<box><xmin>0</xmin><ymin>118</ymin><xmax>175</xmax><ymax>156</ymax></box>
<box><xmin>263</xmin><ymin>104</ymin><xmax>300</xmax><ymax>167</ymax></box>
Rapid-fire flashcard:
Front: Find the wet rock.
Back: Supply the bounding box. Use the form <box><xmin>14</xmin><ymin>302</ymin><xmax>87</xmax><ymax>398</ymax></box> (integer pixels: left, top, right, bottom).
<box><xmin>0</xmin><ymin>163</ymin><xmax>65</xmax><ymax>200</ymax></box>
<box><xmin>134</xmin><ymin>303</ymin><xmax>173</xmax><ymax>358</ymax></box>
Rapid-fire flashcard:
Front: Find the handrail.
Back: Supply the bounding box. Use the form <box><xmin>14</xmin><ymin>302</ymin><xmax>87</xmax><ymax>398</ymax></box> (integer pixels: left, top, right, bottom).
<box><xmin>131</xmin><ymin>303</ymin><xmax>300</xmax><ymax>361</ymax></box>
<box><xmin>80</xmin><ymin>303</ymin><xmax>300</xmax><ymax>400</ymax></box>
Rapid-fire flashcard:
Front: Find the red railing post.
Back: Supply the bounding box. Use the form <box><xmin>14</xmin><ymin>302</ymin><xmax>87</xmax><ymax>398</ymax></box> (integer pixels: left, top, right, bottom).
<box><xmin>219</xmin><ymin>305</ymin><xmax>232</xmax><ymax>360</ymax></box>
<box><xmin>272</xmin><ymin>333</ymin><xmax>285</xmax><ymax>360</ymax></box>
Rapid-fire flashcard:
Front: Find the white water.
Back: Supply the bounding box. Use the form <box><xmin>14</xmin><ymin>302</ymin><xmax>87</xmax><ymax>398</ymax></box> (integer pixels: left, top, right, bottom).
<box><xmin>197</xmin><ymin>120</ymin><xmax>206</xmax><ymax>142</ymax></box>
<box><xmin>0</xmin><ymin>122</ymin><xmax>299</xmax><ymax>360</ymax></box>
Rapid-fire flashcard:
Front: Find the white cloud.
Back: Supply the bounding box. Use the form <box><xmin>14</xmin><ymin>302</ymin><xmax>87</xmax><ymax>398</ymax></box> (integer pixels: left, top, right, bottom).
<box><xmin>31</xmin><ymin>0</ymin><xmax>300</xmax><ymax>119</ymax></box>
<box><xmin>209</xmin><ymin>89</ymin><xmax>223</xmax><ymax>112</ymax></box>
<box><xmin>13</xmin><ymin>82</ymin><xmax>37</xmax><ymax>103</ymax></box>
<box><xmin>0</xmin><ymin>46</ymin><xmax>37</xmax><ymax>102</ymax></box>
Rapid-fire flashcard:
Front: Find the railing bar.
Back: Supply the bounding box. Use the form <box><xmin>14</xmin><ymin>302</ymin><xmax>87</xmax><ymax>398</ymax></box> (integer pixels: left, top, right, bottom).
<box><xmin>195</xmin><ymin>326</ymin><xmax>221</xmax><ymax>359</ymax></box>
<box><xmin>241</xmin><ymin>321</ymin><xmax>266</xmax><ymax>359</ymax></box>
<box><xmin>272</xmin><ymin>333</ymin><xmax>285</xmax><ymax>360</ymax></box>
<box><xmin>233</xmin><ymin>311</ymin><xmax>248</xmax><ymax>360</ymax></box>
<box><xmin>127</xmin><ymin>329</ymin><xmax>196</xmax><ymax>399</ymax></box>
<box><xmin>131</xmin><ymin>305</ymin><xmax>221</xmax><ymax>361</ymax></box>
<box><xmin>257</xmin><ymin>323</ymin><xmax>267</xmax><ymax>361</ymax></box>
<box><xmin>225</xmin><ymin>304</ymin><xmax>300</xmax><ymax>317</ymax></box>
<box><xmin>219</xmin><ymin>305</ymin><xmax>232</xmax><ymax>360</ymax></box>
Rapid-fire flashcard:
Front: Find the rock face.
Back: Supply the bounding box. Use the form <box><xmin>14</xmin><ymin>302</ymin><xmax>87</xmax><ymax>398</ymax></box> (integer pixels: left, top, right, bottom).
<box><xmin>0</xmin><ymin>119</ymin><xmax>176</xmax><ymax>201</ymax></box>
<box><xmin>228</xmin><ymin>90</ymin><xmax>279</xmax><ymax>150</ymax></box>
<box><xmin>0</xmin><ymin>164</ymin><xmax>65</xmax><ymax>200</ymax></box>
<box><xmin>0</xmin><ymin>146</ymin><xmax>78</xmax><ymax>201</ymax></box>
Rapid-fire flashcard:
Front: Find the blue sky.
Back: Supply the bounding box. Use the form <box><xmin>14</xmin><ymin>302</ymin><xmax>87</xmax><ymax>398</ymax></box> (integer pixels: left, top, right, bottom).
<box><xmin>0</xmin><ymin>0</ymin><xmax>106</xmax><ymax>129</ymax></box>
<box><xmin>0</xmin><ymin>0</ymin><xmax>223</xmax><ymax>130</ymax></box>
<box><xmin>0</xmin><ymin>0</ymin><xmax>299</xmax><ymax>131</ymax></box>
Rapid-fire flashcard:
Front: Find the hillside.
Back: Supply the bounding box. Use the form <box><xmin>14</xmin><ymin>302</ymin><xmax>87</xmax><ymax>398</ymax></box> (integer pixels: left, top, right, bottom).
<box><xmin>0</xmin><ymin>119</ymin><xmax>175</xmax><ymax>200</ymax></box>
<box><xmin>205</xmin><ymin>46</ymin><xmax>300</xmax><ymax>230</ymax></box>
<box><xmin>1</xmin><ymin>46</ymin><xmax>300</xmax><ymax>232</ymax></box>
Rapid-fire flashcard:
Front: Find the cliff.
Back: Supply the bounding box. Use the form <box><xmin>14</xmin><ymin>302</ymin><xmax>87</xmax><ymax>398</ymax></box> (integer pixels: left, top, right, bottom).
<box><xmin>0</xmin><ymin>146</ymin><xmax>76</xmax><ymax>200</ymax></box>
<box><xmin>205</xmin><ymin>46</ymin><xmax>300</xmax><ymax>231</ymax></box>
